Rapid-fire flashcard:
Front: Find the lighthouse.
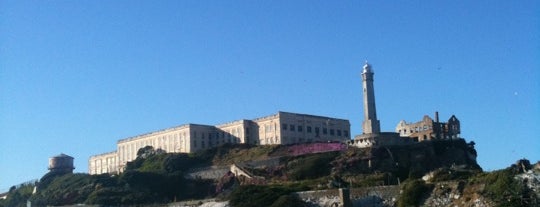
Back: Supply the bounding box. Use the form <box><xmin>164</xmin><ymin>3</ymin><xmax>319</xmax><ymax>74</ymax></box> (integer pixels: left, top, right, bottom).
<box><xmin>361</xmin><ymin>61</ymin><xmax>381</xmax><ymax>134</ymax></box>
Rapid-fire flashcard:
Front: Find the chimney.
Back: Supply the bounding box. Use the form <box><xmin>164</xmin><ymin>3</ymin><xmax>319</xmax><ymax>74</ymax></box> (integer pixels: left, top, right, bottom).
<box><xmin>435</xmin><ymin>111</ymin><xmax>440</xmax><ymax>123</ymax></box>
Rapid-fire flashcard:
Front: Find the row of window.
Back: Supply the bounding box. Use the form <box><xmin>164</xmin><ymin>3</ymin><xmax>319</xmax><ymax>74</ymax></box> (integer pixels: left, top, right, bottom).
<box><xmin>398</xmin><ymin>125</ymin><xmax>433</xmax><ymax>134</ymax></box>
<box><xmin>194</xmin><ymin>129</ymin><xmax>244</xmax><ymax>140</ymax></box>
<box><xmin>193</xmin><ymin>136</ymin><xmax>240</xmax><ymax>148</ymax></box>
<box><xmin>282</xmin><ymin>124</ymin><xmax>349</xmax><ymax>137</ymax></box>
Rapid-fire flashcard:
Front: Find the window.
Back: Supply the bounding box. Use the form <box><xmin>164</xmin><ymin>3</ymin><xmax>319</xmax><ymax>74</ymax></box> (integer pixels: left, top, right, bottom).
<box><xmin>307</xmin><ymin>126</ymin><xmax>312</xmax><ymax>133</ymax></box>
<box><xmin>298</xmin><ymin>126</ymin><xmax>303</xmax><ymax>132</ymax></box>
<box><xmin>337</xmin><ymin>130</ymin><xmax>342</xmax><ymax>136</ymax></box>
<box><xmin>282</xmin><ymin>124</ymin><xmax>287</xmax><ymax>130</ymax></box>
<box><xmin>290</xmin><ymin>124</ymin><xmax>295</xmax><ymax>131</ymax></box>
<box><xmin>344</xmin><ymin>130</ymin><xmax>349</xmax><ymax>137</ymax></box>
<box><xmin>323</xmin><ymin>128</ymin><xmax>328</xmax><ymax>134</ymax></box>
<box><xmin>330</xmin><ymin>129</ymin><xmax>335</xmax><ymax>135</ymax></box>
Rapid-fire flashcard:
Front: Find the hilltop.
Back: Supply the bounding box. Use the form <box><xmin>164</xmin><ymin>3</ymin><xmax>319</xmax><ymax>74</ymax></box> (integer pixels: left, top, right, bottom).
<box><xmin>1</xmin><ymin>140</ymin><xmax>538</xmax><ymax>207</ymax></box>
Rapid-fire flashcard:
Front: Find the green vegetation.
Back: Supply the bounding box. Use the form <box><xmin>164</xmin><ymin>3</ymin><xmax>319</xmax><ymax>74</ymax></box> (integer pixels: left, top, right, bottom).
<box><xmin>228</xmin><ymin>185</ymin><xmax>306</xmax><ymax>207</ymax></box>
<box><xmin>4</xmin><ymin>142</ymin><xmax>534</xmax><ymax>207</ymax></box>
<box><xmin>397</xmin><ymin>179</ymin><xmax>433</xmax><ymax>207</ymax></box>
<box><xmin>29</xmin><ymin>148</ymin><xmax>215</xmax><ymax>206</ymax></box>
<box><xmin>195</xmin><ymin>143</ymin><xmax>276</xmax><ymax>165</ymax></box>
<box><xmin>286</xmin><ymin>151</ymin><xmax>339</xmax><ymax>180</ymax></box>
<box><xmin>32</xmin><ymin>173</ymin><xmax>99</xmax><ymax>206</ymax></box>
<box><xmin>0</xmin><ymin>182</ymin><xmax>36</xmax><ymax>207</ymax></box>
<box><xmin>471</xmin><ymin>168</ymin><xmax>537</xmax><ymax>207</ymax></box>
<box><xmin>429</xmin><ymin>167</ymin><xmax>478</xmax><ymax>182</ymax></box>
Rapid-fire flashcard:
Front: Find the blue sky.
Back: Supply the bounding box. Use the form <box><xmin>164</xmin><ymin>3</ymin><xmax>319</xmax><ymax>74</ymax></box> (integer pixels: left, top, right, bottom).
<box><xmin>1</xmin><ymin>1</ymin><xmax>538</xmax><ymax>191</ymax></box>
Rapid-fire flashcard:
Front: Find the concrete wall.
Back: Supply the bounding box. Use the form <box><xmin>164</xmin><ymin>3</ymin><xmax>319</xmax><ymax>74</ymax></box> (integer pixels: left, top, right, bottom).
<box><xmin>295</xmin><ymin>186</ymin><xmax>400</xmax><ymax>207</ymax></box>
<box><xmin>185</xmin><ymin>166</ymin><xmax>230</xmax><ymax>180</ymax></box>
<box><xmin>351</xmin><ymin>132</ymin><xmax>412</xmax><ymax>148</ymax></box>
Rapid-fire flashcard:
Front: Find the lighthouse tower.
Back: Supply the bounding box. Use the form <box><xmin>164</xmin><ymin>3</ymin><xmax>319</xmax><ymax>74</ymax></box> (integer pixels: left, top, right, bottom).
<box><xmin>361</xmin><ymin>61</ymin><xmax>381</xmax><ymax>134</ymax></box>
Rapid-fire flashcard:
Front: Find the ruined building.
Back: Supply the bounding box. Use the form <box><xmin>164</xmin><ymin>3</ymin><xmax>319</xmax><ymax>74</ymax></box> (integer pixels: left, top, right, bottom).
<box><xmin>396</xmin><ymin>112</ymin><xmax>461</xmax><ymax>141</ymax></box>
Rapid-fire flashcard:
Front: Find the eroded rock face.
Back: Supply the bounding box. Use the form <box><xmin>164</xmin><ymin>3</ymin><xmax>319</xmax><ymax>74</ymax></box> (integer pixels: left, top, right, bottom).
<box><xmin>423</xmin><ymin>181</ymin><xmax>494</xmax><ymax>207</ymax></box>
<box><xmin>331</xmin><ymin>139</ymin><xmax>482</xmax><ymax>181</ymax></box>
<box><xmin>516</xmin><ymin>170</ymin><xmax>540</xmax><ymax>198</ymax></box>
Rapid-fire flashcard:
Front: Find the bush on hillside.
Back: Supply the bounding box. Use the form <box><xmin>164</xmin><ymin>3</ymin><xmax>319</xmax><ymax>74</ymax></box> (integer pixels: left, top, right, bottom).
<box><xmin>0</xmin><ymin>182</ymin><xmax>36</xmax><ymax>207</ymax></box>
<box><xmin>270</xmin><ymin>195</ymin><xmax>306</xmax><ymax>207</ymax></box>
<box><xmin>228</xmin><ymin>185</ymin><xmax>306</xmax><ymax>207</ymax></box>
<box><xmin>474</xmin><ymin>168</ymin><xmax>537</xmax><ymax>207</ymax></box>
<box><xmin>397</xmin><ymin>179</ymin><xmax>433</xmax><ymax>207</ymax></box>
<box><xmin>286</xmin><ymin>152</ymin><xmax>339</xmax><ymax>180</ymax></box>
<box><xmin>31</xmin><ymin>173</ymin><xmax>96</xmax><ymax>206</ymax></box>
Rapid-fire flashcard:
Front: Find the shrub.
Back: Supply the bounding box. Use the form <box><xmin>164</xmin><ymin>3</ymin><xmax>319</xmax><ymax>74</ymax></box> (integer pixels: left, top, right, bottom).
<box><xmin>270</xmin><ymin>195</ymin><xmax>306</xmax><ymax>207</ymax></box>
<box><xmin>229</xmin><ymin>185</ymin><xmax>306</xmax><ymax>207</ymax></box>
<box><xmin>397</xmin><ymin>179</ymin><xmax>433</xmax><ymax>207</ymax></box>
<box><xmin>1</xmin><ymin>183</ymin><xmax>36</xmax><ymax>207</ymax></box>
<box><xmin>31</xmin><ymin>173</ymin><xmax>95</xmax><ymax>206</ymax></box>
<box><xmin>479</xmin><ymin>169</ymin><xmax>535</xmax><ymax>207</ymax></box>
<box><xmin>287</xmin><ymin>152</ymin><xmax>339</xmax><ymax>180</ymax></box>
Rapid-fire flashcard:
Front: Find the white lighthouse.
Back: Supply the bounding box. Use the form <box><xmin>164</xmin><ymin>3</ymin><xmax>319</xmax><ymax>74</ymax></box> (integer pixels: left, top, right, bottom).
<box><xmin>361</xmin><ymin>61</ymin><xmax>381</xmax><ymax>134</ymax></box>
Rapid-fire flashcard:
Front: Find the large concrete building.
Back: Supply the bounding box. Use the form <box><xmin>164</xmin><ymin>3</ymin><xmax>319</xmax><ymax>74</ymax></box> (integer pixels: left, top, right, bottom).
<box><xmin>89</xmin><ymin>111</ymin><xmax>350</xmax><ymax>175</ymax></box>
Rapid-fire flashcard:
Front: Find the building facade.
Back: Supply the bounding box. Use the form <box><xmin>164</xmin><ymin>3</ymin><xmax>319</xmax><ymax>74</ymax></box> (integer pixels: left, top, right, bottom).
<box><xmin>254</xmin><ymin>112</ymin><xmax>351</xmax><ymax>145</ymax></box>
<box><xmin>89</xmin><ymin>111</ymin><xmax>350</xmax><ymax>175</ymax></box>
<box><xmin>88</xmin><ymin>151</ymin><xmax>117</xmax><ymax>175</ymax></box>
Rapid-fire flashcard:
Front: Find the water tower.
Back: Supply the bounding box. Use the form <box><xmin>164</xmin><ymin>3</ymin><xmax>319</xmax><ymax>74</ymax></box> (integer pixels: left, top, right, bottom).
<box><xmin>48</xmin><ymin>153</ymin><xmax>75</xmax><ymax>173</ymax></box>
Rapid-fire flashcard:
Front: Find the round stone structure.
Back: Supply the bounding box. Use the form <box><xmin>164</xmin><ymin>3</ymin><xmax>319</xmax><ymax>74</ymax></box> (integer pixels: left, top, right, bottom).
<box><xmin>48</xmin><ymin>153</ymin><xmax>75</xmax><ymax>173</ymax></box>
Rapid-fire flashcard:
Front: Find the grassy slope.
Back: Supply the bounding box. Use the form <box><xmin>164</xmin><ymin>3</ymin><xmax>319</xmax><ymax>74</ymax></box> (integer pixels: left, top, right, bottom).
<box><xmin>6</xmin><ymin>140</ymin><xmax>521</xmax><ymax>207</ymax></box>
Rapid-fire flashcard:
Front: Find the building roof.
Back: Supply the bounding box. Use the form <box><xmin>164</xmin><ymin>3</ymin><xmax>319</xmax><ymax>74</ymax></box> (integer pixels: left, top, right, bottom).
<box><xmin>117</xmin><ymin>123</ymin><xmax>215</xmax><ymax>143</ymax></box>
<box><xmin>51</xmin><ymin>153</ymin><xmax>73</xmax><ymax>159</ymax></box>
<box><xmin>362</xmin><ymin>61</ymin><xmax>373</xmax><ymax>73</ymax></box>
